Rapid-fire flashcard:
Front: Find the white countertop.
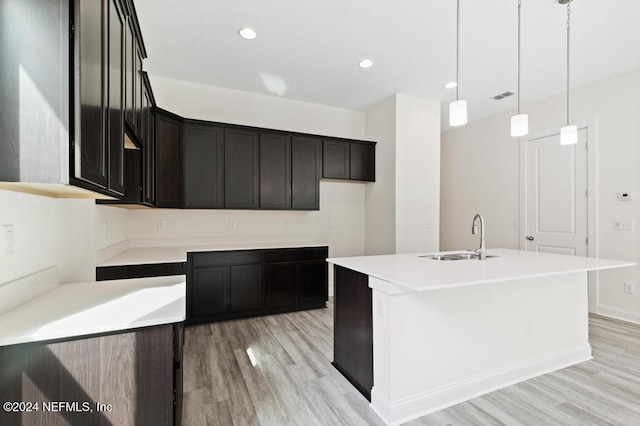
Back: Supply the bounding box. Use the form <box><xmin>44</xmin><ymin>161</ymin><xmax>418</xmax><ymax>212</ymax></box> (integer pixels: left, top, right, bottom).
<box><xmin>98</xmin><ymin>241</ymin><xmax>329</xmax><ymax>267</ymax></box>
<box><xmin>327</xmin><ymin>248</ymin><xmax>635</xmax><ymax>292</ymax></box>
<box><xmin>0</xmin><ymin>275</ymin><xmax>186</xmax><ymax>347</ymax></box>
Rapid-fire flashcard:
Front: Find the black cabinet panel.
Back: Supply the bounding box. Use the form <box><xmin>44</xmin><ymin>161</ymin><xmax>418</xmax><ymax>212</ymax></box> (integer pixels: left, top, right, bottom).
<box><xmin>260</xmin><ymin>132</ymin><xmax>291</xmax><ymax>209</ymax></box>
<box><xmin>322</xmin><ymin>139</ymin><xmax>350</xmax><ymax>179</ymax></box>
<box><xmin>299</xmin><ymin>260</ymin><xmax>328</xmax><ymax>304</ymax></box>
<box><xmin>333</xmin><ymin>265</ymin><xmax>373</xmax><ymax>400</ymax></box>
<box><xmin>77</xmin><ymin>0</ymin><xmax>108</xmax><ymax>189</ymax></box>
<box><xmin>107</xmin><ymin>0</ymin><xmax>124</xmax><ymax>195</ymax></box>
<box><xmin>350</xmin><ymin>142</ymin><xmax>376</xmax><ymax>182</ymax></box>
<box><xmin>291</xmin><ymin>136</ymin><xmax>321</xmax><ymax>210</ymax></box>
<box><xmin>191</xmin><ymin>250</ymin><xmax>262</xmax><ymax>268</ymax></box>
<box><xmin>224</xmin><ymin>129</ymin><xmax>259</xmax><ymax>209</ymax></box>
<box><xmin>192</xmin><ymin>266</ymin><xmax>228</xmax><ymax>317</ymax></box>
<box><xmin>96</xmin><ymin>262</ymin><xmax>184</xmax><ymax>281</ymax></box>
<box><xmin>230</xmin><ymin>264</ymin><xmax>262</xmax><ymax>312</ymax></box>
<box><xmin>184</xmin><ymin>123</ymin><xmax>224</xmax><ymax>208</ymax></box>
<box><xmin>265</xmin><ymin>262</ymin><xmax>298</xmax><ymax>308</ymax></box>
<box><xmin>155</xmin><ymin>111</ymin><xmax>183</xmax><ymax>208</ymax></box>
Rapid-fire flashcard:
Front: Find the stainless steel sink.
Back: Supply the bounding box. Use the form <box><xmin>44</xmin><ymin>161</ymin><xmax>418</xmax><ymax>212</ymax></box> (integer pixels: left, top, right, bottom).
<box><xmin>419</xmin><ymin>252</ymin><xmax>498</xmax><ymax>261</ymax></box>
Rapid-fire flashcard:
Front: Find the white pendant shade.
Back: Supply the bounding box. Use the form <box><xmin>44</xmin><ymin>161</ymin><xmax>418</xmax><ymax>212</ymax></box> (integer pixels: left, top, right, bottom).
<box><xmin>510</xmin><ymin>113</ymin><xmax>529</xmax><ymax>137</ymax></box>
<box><xmin>449</xmin><ymin>100</ymin><xmax>468</xmax><ymax>126</ymax></box>
<box><xmin>560</xmin><ymin>124</ymin><xmax>578</xmax><ymax>145</ymax></box>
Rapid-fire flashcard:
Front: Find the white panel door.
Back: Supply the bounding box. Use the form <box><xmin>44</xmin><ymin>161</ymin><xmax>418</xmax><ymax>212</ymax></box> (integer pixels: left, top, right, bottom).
<box><xmin>525</xmin><ymin>128</ymin><xmax>588</xmax><ymax>256</ymax></box>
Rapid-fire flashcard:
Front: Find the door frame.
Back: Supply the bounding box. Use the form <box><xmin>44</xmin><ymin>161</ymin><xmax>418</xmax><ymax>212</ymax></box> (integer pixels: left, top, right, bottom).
<box><xmin>519</xmin><ymin>119</ymin><xmax>598</xmax><ymax>312</ymax></box>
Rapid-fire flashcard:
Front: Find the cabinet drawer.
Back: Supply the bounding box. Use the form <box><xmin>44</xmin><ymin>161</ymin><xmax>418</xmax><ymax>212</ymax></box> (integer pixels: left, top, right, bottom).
<box><xmin>190</xmin><ymin>250</ymin><xmax>263</xmax><ymax>267</ymax></box>
<box><xmin>264</xmin><ymin>247</ymin><xmax>328</xmax><ymax>263</ymax></box>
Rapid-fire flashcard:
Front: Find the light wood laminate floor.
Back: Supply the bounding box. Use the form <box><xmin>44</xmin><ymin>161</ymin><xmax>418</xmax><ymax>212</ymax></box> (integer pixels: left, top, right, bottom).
<box><xmin>183</xmin><ymin>300</ymin><xmax>640</xmax><ymax>425</ymax></box>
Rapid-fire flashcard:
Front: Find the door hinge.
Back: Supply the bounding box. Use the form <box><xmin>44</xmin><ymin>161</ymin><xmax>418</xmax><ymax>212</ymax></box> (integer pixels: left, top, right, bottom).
<box><xmin>586</xmin><ymin>237</ymin><xmax>588</xmax><ymax>245</ymax></box>
<box><xmin>586</xmin><ymin>190</ymin><xmax>588</xmax><ymax>197</ymax></box>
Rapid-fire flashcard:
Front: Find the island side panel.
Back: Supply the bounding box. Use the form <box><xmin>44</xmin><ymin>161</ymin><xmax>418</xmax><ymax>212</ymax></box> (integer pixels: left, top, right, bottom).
<box><xmin>332</xmin><ymin>265</ymin><xmax>373</xmax><ymax>400</ymax></box>
<box><xmin>370</xmin><ymin>272</ymin><xmax>591</xmax><ymax>424</ymax></box>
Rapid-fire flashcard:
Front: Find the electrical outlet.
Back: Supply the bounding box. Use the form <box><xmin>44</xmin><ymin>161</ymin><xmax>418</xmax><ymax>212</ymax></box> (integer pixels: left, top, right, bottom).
<box><xmin>229</xmin><ymin>220</ymin><xmax>236</xmax><ymax>230</ymax></box>
<box><xmin>614</xmin><ymin>220</ymin><xmax>633</xmax><ymax>231</ymax></box>
<box><xmin>103</xmin><ymin>221</ymin><xmax>108</xmax><ymax>237</ymax></box>
<box><xmin>525</xmin><ymin>317</ymin><xmax>533</xmax><ymax>335</ymax></box>
<box><xmin>284</xmin><ymin>219</ymin><xmax>291</xmax><ymax>228</ymax></box>
<box><xmin>513</xmin><ymin>219</ymin><xmax>520</xmax><ymax>228</ymax></box>
<box><xmin>328</xmin><ymin>220</ymin><xmax>335</xmax><ymax>229</ymax></box>
<box><xmin>426</xmin><ymin>220</ymin><xmax>434</xmax><ymax>229</ymax></box>
<box><xmin>1</xmin><ymin>225</ymin><xmax>15</xmax><ymax>255</ymax></box>
<box><xmin>624</xmin><ymin>282</ymin><xmax>634</xmax><ymax>294</ymax></box>
<box><xmin>375</xmin><ymin>296</ymin><xmax>386</xmax><ymax>318</ymax></box>
<box><xmin>158</xmin><ymin>220</ymin><xmax>166</xmax><ymax>230</ymax></box>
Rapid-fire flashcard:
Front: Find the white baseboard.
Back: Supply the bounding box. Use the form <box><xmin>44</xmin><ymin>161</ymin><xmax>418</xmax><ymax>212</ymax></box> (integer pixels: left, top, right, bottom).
<box><xmin>370</xmin><ymin>344</ymin><xmax>592</xmax><ymax>425</ymax></box>
<box><xmin>597</xmin><ymin>304</ymin><xmax>640</xmax><ymax>325</ymax></box>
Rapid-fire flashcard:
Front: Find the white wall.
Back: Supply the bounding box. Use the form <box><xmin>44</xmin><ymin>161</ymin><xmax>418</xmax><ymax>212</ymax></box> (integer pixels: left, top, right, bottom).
<box><xmin>150</xmin><ymin>76</ymin><xmax>365</xmax><ymax>139</ymax></box>
<box><xmin>441</xmin><ymin>68</ymin><xmax>640</xmax><ymax>323</ymax></box>
<box><xmin>395</xmin><ymin>95</ymin><xmax>440</xmax><ymax>253</ymax></box>
<box><xmin>364</xmin><ymin>94</ymin><xmax>441</xmax><ymax>255</ymax></box>
<box><xmin>365</xmin><ymin>96</ymin><xmax>396</xmax><ymax>255</ymax></box>
<box><xmin>0</xmin><ymin>190</ymin><xmax>95</xmax><ymax>285</ymax></box>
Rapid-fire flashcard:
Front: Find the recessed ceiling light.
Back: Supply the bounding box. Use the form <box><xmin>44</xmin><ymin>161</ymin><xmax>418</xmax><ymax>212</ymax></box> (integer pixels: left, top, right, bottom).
<box><xmin>239</xmin><ymin>28</ymin><xmax>257</xmax><ymax>40</ymax></box>
<box><xmin>358</xmin><ymin>59</ymin><xmax>374</xmax><ymax>69</ymax></box>
<box><xmin>445</xmin><ymin>82</ymin><xmax>458</xmax><ymax>89</ymax></box>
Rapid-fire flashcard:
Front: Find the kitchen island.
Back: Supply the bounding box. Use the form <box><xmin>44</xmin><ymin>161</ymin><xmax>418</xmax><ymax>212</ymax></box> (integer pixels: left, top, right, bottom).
<box><xmin>327</xmin><ymin>248</ymin><xmax>634</xmax><ymax>425</ymax></box>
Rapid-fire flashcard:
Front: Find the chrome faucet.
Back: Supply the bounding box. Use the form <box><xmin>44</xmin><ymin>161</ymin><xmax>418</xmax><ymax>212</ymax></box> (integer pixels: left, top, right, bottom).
<box><xmin>471</xmin><ymin>214</ymin><xmax>487</xmax><ymax>260</ymax></box>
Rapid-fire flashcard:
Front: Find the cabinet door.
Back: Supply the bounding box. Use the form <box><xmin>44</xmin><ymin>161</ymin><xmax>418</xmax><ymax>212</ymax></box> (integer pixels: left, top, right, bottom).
<box><xmin>155</xmin><ymin>111</ymin><xmax>183</xmax><ymax>208</ymax></box>
<box><xmin>230</xmin><ymin>264</ymin><xmax>262</xmax><ymax>312</ymax></box>
<box><xmin>184</xmin><ymin>123</ymin><xmax>224</xmax><ymax>208</ymax></box>
<box><xmin>260</xmin><ymin>132</ymin><xmax>291</xmax><ymax>209</ymax></box>
<box><xmin>224</xmin><ymin>128</ymin><xmax>259</xmax><ymax>209</ymax></box>
<box><xmin>298</xmin><ymin>260</ymin><xmax>328</xmax><ymax>304</ymax></box>
<box><xmin>322</xmin><ymin>139</ymin><xmax>350</xmax><ymax>179</ymax></box>
<box><xmin>107</xmin><ymin>0</ymin><xmax>124</xmax><ymax>195</ymax></box>
<box><xmin>350</xmin><ymin>142</ymin><xmax>376</xmax><ymax>182</ymax></box>
<box><xmin>191</xmin><ymin>266</ymin><xmax>228</xmax><ymax>317</ymax></box>
<box><xmin>291</xmin><ymin>136</ymin><xmax>321</xmax><ymax>210</ymax></box>
<box><xmin>265</xmin><ymin>262</ymin><xmax>298</xmax><ymax>308</ymax></box>
<box><xmin>77</xmin><ymin>0</ymin><xmax>108</xmax><ymax>188</ymax></box>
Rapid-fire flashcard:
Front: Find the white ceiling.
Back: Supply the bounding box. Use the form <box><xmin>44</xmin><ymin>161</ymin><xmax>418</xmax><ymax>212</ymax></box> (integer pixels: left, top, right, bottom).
<box><xmin>136</xmin><ymin>0</ymin><xmax>640</xmax><ymax>130</ymax></box>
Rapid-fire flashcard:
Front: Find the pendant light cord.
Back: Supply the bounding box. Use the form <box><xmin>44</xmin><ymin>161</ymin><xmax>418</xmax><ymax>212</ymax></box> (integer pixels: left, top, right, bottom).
<box><xmin>456</xmin><ymin>0</ymin><xmax>460</xmax><ymax>101</ymax></box>
<box><xmin>517</xmin><ymin>0</ymin><xmax>522</xmax><ymax>115</ymax></box>
<box><xmin>566</xmin><ymin>2</ymin><xmax>571</xmax><ymax>126</ymax></box>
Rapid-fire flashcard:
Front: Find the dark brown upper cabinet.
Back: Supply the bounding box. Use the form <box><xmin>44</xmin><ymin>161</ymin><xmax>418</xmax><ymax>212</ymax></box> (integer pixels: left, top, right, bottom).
<box><xmin>224</xmin><ymin>128</ymin><xmax>259</xmax><ymax>209</ymax></box>
<box><xmin>322</xmin><ymin>139</ymin><xmax>376</xmax><ymax>182</ymax></box>
<box><xmin>155</xmin><ymin>109</ymin><xmax>183</xmax><ymax>208</ymax></box>
<box><xmin>322</xmin><ymin>139</ymin><xmax>350</xmax><ymax>180</ymax></box>
<box><xmin>291</xmin><ymin>136</ymin><xmax>321</xmax><ymax>210</ymax></box>
<box><xmin>350</xmin><ymin>141</ymin><xmax>376</xmax><ymax>182</ymax></box>
<box><xmin>184</xmin><ymin>122</ymin><xmax>224</xmax><ymax>209</ymax></box>
<box><xmin>260</xmin><ymin>132</ymin><xmax>292</xmax><ymax>209</ymax></box>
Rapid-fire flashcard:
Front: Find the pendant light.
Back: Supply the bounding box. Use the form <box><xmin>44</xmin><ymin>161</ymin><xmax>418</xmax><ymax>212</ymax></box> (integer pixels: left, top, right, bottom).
<box><xmin>511</xmin><ymin>0</ymin><xmax>528</xmax><ymax>137</ymax></box>
<box><xmin>449</xmin><ymin>0</ymin><xmax>467</xmax><ymax>126</ymax></box>
<box><xmin>560</xmin><ymin>0</ymin><xmax>577</xmax><ymax>145</ymax></box>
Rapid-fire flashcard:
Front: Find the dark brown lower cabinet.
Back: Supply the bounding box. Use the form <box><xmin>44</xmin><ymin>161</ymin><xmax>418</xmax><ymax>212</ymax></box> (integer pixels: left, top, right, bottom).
<box><xmin>0</xmin><ymin>323</ymin><xmax>184</xmax><ymax>426</ymax></box>
<box><xmin>187</xmin><ymin>246</ymin><xmax>328</xmax><ymax>325</ymax></box>
<box><xmin>332</xmin><ymin>265</ymin><xmax>373</xmax><ymax>401</ymax></box>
